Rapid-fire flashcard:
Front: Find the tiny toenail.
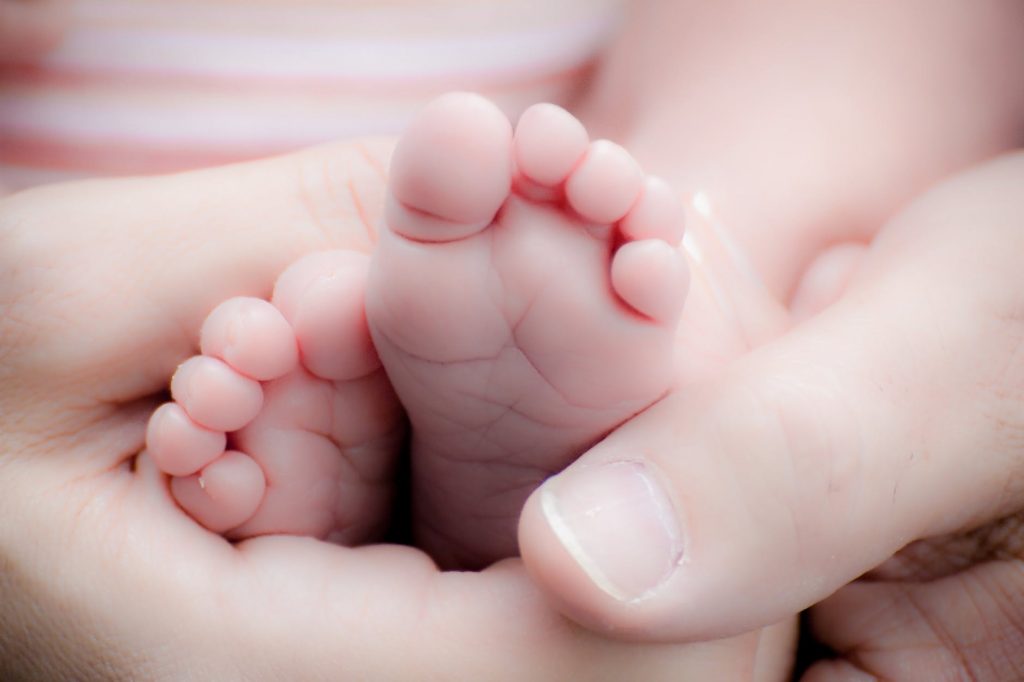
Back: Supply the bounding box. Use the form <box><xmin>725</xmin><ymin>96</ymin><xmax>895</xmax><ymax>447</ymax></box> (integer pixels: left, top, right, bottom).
<box><xmin>541</xmin><ymin>461</ymin><xmax>685</xmax><ymax>602</ymax></box>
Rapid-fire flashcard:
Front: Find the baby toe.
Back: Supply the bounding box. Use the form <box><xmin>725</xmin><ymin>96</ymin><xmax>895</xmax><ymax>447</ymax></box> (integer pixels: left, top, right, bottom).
<box><xmin>171</xmin><ymin>450</ymin><xmax>266</xmax><ymax>533</ymax></box>
<box><xmin>611</xmin><ymin>239</ymin><xmax>690</xmax><ymax>324</ymax></box>
<box><xmin>565</xmin><ymin>140</ymin><xmax>643</xmax><ymax>224</ymax></box>
<box><xmin>146</xmin><ymin>402</ymin><xmax>226</xmax><ymax>477</ymax></box>
<box><xmin>170</xmin><ymin>355</ymin><xmax>263</xmax><ymax>432</ymax></box>
<box><xmin>514</xmin><ymin>103</ymin><xmax>589</xmax><ymax>195</ymax></box>
<box><xmin>387</xmin><ymin>92</ymin><xmax>513</xmax><ymax>241</ymax></box>
<box><xmin>200</xmin><ymin>297</ymin><xmax>298</xmax><ymax>382</ymax></box>
<box><xmin>272</xmin><ymin>251</ymin><xmax>380</xmax><ymax>382</ymax></box>
<box><xmin>620</xmin><ymin>176</ymin><xmax>686</xmax><ymax>246</ymax></box>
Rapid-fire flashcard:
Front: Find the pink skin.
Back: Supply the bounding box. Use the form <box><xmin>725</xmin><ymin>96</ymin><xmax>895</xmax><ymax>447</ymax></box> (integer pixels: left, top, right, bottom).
<box><xmin>366</xmin><ymin>93</ymin><xmax>689</xmax><ymax>569</ymax></box>
<box><xmin>137</xmin><ymin>93</ymin><xmax>763</xmax><ymax>576</ymax></box>
<box><xmin>1</xmin><ymin>0</ymin><xmax>1020</xmax><ymax>677</ymax></box>
<box><xmin>145</xmin><ymin>251</ymin><xmax>404</xmax><ymax>542</ymax></box>
<box><xmin>136</xmin><ymin>93</ymin><xmax>737</xmax><ymax>578</ymax></box>
<box><xmin>2</xmin><ymin>133</ymin><xmax>782</xmax><ymax>680</ymax></box>
<box><xmin>579</xmin><ymin>0</ymin><xmax>1024</xmax><ymax>304</ymax></box>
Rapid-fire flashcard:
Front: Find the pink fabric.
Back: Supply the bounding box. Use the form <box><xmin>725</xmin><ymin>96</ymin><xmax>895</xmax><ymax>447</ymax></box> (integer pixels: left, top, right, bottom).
<box><xmin>0</xmin><ymin>0</ymin><xmax>624</xmax><ymax>189</ymax></box>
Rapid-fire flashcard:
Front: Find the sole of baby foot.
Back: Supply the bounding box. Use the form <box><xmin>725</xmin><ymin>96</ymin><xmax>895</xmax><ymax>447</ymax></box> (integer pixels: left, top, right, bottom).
<box><xmin>366</xmin><ymin>93</ymin><xmax>689</xmax><ymax>569</ymax></box>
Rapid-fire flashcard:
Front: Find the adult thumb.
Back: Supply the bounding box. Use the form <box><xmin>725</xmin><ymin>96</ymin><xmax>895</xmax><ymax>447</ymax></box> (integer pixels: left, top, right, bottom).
<box><xmin>518</xmin><ymin>152</ymin><xmax>1024</xmax><ymax>641</ymax></box>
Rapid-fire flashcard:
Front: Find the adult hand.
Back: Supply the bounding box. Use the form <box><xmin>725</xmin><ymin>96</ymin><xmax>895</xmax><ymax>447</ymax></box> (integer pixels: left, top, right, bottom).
<box><xmin>0</xmin><ymin>141</ymin><xmax>753</xmax><ymax>680</ymax></box>
<box><xmin>519</xmin><ymin>152</ymin><xmax>1024</xmax><ymax>677</ymax></box>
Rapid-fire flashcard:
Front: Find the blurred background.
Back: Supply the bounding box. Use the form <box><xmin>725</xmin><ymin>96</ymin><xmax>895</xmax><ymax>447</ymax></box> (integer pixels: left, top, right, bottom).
<box><xmin>0</xmin><ymin>0</ymin><xmax>624</xmax><ymax>190</ymax></box>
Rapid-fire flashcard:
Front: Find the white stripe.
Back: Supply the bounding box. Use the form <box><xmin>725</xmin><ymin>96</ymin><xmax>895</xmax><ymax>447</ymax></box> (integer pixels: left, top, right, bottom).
<box><xmin>0</xmin><ymin>94</ymin><xmax>412</xmax><ymax>144</ymax></box>
<box><xmin>73</xmin><ymin>0</ymin><xmax>620</xmax><ymax>36</ymax></box>
<box><xmin>0</xmin><ymin>85</ymin><xmax>571</xmax><ymax>145</ymax></box>
<box><xmin>47</xmin><ymin>6</ymin><xmax>622</xmax><ymax>81</ymax></box>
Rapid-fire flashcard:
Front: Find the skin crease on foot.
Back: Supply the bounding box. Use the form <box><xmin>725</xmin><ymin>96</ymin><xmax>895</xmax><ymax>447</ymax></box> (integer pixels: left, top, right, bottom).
<box><xmin>0</xmin><ymin>135</ymin><xmax>800</xmax><ymax>680</ymax></box>
<box><xmin>123</xmin><ymin>88</ymin><xmax>793</xmax><ymax>680</ymax></box>
<box><xmin>144</xmin><ymin>92</ymin><xmax>699</xmax><ymax>566</ymax></box>
<box><xmin>6</xmin><ymin>2</ymin><xmax>1015</xmax><ymax>675</ymax></box>
<box><xmin>365</xmin><ymin>93</ymin><xmax>690</xmax><ymax>569</ymax></box>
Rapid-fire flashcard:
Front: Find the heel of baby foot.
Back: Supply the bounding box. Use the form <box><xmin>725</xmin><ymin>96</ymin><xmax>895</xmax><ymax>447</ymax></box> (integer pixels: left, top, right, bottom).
<box><xmin>387</xmin><ymin>92</ymin><xmax>513</xmax><ymax>242</ymax></box>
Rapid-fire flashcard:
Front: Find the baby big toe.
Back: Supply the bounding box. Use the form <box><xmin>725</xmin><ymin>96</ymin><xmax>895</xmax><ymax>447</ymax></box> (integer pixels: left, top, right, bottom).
<box><xmin>565</xmin><ymin>140</ymin><xmax>643</xmax><ymax>224</ymax></box>
<box><xmin>170</xmin><ymin>450</ymin><xmax>266</xmax><ymax>533</ymax></box>
<box><xmin>272</xmin><ymin>251</ymin><xmax>380</xmax><ymax>382</ymax></box>
<box><xmin>387</xmin><ymin>92</ymin><xmax>513</xmax><ymax>241</ymax></box>
<box><xmin>171</xmin><ymin>355</ymin><xmax>263</xmax><ymax>432</ymax></box>
<box><xmin>612</xmin><ymin>239</ymin><xmax>690</xmax><ymax>324</ymax></box>
<box><xmin>200</xmin><ymin>297</ymin><xmax>298</xmax><ymax>382</ymax></box>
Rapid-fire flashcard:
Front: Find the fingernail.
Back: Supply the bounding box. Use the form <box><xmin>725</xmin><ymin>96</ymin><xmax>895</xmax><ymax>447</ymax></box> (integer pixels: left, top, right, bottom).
<box><xmin>541</xmin><ymin>461</ymin><xmax>685</xmax><ymax>602</ymax></box>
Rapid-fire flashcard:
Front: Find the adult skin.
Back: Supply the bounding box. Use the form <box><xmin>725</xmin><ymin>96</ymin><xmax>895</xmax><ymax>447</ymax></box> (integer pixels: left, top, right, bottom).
<box><xmin>520</xmin><ymin>1</ymin><xmax>1024</xmax><ymax>678</ymax></box>
<box><xmin>0</xmin><ymin>140</ymin><xmax>793</xmax><ymax>681</ymax></box>
<box><xmin>0</xmin><ymin>4</ymin><xmax>791</xmax><ymax>679</ymax></box>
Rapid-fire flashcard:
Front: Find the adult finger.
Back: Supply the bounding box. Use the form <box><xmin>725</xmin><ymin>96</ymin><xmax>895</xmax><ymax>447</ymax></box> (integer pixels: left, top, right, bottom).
<box><xmin>800</xmin><ymin>509</ymin><xmax>1024</xmax><ymax>680</ymax></box>
<box><xmin>802</xmin><ymin>552</ymin><xmax>1024</xmax><ymax>681</ymax></box>
<box><xmin>0</xmin><ymin>138</ymin><xmax>392</xmax><ymax>405</ymax></box>
<box><xmin>518</xmin><ymin>152</ymin><xmax>1024</xmax><ymax>640</ymax></box>
<box><xmin>0</xmin><ymin>451</ymin><xmax>768</xmax><ymax>681</ymax></box>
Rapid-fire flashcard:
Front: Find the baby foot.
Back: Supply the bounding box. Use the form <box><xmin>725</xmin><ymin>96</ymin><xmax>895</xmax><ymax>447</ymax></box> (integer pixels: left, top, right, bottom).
<box><xmin>146</xmin><ymin>251</ymin><xmax>404</xmax><ymax>544</ymax></box>
<box><xmin>367</xmin><ymin>93</ymin><xmax>689</xmax><ymax>568</ymax></box>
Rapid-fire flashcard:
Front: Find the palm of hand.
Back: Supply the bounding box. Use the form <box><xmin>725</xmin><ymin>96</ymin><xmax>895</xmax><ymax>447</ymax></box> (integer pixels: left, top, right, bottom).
<box><xmin>0</xmin><ymin>143</ymin><xmax>757</xmax><ymax>681</ymax></box>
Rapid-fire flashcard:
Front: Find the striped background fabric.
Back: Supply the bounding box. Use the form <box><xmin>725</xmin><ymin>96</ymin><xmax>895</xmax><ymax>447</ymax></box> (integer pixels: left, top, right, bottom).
<box><xmin>0</xmin><ymin>0</ymin><xmax>624</xmax><ymax>190</ymax></box>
